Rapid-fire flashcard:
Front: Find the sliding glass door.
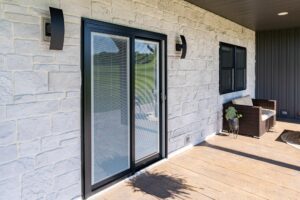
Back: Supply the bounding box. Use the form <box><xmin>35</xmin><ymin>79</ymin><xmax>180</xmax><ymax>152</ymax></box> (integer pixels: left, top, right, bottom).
<box><xmin>91</xmin><ymin>33</ymin><xmax>130</xmax><ymax>184</ymax></box>
<box><xmin>135</xmin><ymin>39</ymin><xmax>160</xmax><ymax>162</ymax></box>
<box><xmin>82</xmin><ymin>19</ymin><xmax>167</xmax><ymax>198</ymax></box>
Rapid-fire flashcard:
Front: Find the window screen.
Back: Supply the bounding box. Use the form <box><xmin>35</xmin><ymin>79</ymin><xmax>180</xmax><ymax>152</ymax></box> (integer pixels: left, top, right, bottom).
<box><xmin>235</xmin><ymin>47</ymin><xmax>246</xmax><ymax>90</ymax></box>
<box><xmin>219</xmin><ymin>43</ymin><xmax>246</xmax><ymax>94</ymax></box>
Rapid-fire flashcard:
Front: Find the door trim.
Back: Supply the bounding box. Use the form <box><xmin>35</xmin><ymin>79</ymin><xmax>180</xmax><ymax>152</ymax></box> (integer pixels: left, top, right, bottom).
<box><xmin>81</xmin><ymin>18</ymin><xmax>168</xmax><ymax>199</ymax></box>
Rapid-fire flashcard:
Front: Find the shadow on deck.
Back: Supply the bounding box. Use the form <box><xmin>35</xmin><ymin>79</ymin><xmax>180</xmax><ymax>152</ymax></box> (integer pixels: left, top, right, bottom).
<box><xmin>127</xmin><ymin>171</ymin><xmax>198</xmax><ymax>199</ymax></box>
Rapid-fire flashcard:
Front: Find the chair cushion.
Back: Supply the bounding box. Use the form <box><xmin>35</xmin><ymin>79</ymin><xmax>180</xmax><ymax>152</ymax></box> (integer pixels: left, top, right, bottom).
<box><xmin>232</xmin><ymin>95</ymin><xmax>253</xmax><ymax>106</ymax></box>
<box><xmin>261</xmin><ymin>109</ymin><xmax>276</xmax><ymax>121</ymax></box>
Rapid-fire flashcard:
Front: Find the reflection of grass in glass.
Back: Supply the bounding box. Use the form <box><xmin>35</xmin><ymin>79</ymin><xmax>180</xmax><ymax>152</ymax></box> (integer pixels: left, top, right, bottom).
<box><xmin>93</xmin><ymin>54</ymin><xmax>156</xmax><ymax>112</ymax></box>
<box><xmin>135</xmin><ymin>59</ymin><xmax>156</xmax><ymax>105</ymax></box>
<box><xmin>94</xmin><ymin>65</ymin><xmax>121</xmax><ymax>112</ymax></box>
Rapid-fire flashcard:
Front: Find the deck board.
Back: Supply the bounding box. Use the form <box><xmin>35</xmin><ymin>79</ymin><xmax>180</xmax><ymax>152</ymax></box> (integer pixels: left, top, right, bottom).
<box><xmin>92</xmin><ymin>121</ymin><xmax>300</xmax><ymax>200</ymax></box>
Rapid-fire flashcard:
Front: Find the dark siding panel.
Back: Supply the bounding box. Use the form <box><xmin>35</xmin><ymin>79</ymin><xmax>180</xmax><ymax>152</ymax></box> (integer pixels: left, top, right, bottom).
<box><xmin>266</xmin><ymin>31</ymin><xmax>272</xmax><ymax>99</ymax></box>
<box><xmin>279</xmin><ymin>30</ymin><xmax>287</xmax><ymax>115</ymax></box>
<box><xmin>272</xmin><ymin>31</ymin><xmax>279</xmax><ymax>111</ymax></box>
<box><xmin>256</xmin><ymin>28</ymin><xmax>300</xmax><ymax>119</ymax></box>
<box><xmin>288</xmin><ymin>30</ymin><xmax>295</xmax><ymax>118</ymax></box>
<box><xmin>296</xmin><ymin>29</ymin><xmax>300</xmax><ymax>119</ymax></box>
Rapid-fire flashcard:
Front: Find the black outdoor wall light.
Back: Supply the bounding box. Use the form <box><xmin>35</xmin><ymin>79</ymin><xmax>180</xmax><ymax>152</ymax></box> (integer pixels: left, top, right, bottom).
<box><xmin>176</xmin><ymin>35</ymin><xmax>187</xmax><ymax>59</ymax></box>
<box><xmin>45</xmin><ymin>7</ymin><xmax>65</xmax><ymax>50</ymax></box>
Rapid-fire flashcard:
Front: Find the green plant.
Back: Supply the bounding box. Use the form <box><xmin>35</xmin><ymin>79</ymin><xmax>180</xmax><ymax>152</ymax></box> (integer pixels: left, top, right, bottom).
<box><xmin>225</xmin><ymin>106</ymin><xmax>242</xmax><ymax>120</ymax></box>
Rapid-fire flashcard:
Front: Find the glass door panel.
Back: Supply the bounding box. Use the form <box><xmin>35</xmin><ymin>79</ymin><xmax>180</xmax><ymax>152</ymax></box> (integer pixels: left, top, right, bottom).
<box><xmin>135</xmin><ymin>39</ymin><xmax>160</xmax><ymax>162</ymax></box>
<box><xmin>91</xmin><ymin>32</ymin><xmax>130</xmax><ymax>184</ymax></box>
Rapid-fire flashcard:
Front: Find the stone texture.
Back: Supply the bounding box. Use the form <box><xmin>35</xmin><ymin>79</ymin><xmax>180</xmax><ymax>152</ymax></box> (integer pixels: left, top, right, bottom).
<box><xmin>59</xmin><ymin>64</ymin><xmax>80</xmax><ymax>72</ymax></box>
<box><xmin>0</xmin><ymin>177</ymin><xmax>21</xmax><ymax>200</ymax></box>
<box><xmin>0</xmin><ymin>55</ymin><xmax>4</xmax><ymax>70</ymax></box>
<box><xmin>34</xmin><ymin>64</ymin><xmax>59</xmax><ymax>71</ymax></box>
<box><xmin>21</xmin><ymin>166</ymin><xmax>54</xmax><ymax>200</ymax></box>
<box><xmin>14</xmin><ymin>39</ymin><xmax>40</xmax><ymax>55</ymax></box>
<box><xmin>60</xmin><ymin>136</ymin><xmax>79</xmax><ymax>147</ymax></box>
<box><xmin>61</xmin><ymin>0</ymin><xmax>91</xmax><ymax>16</ymax></box>
<box><xmin>55</xmin><ymin>183</ymin><xmax>81</xmax><ymax>200</ymax></box>
<box><xmin>53</xmin><ymin>157</ymin><xmax>80</xmax><ymax>176</ymax></box>
<box><xmin>18</xmin><ymin>116</ymin><xmax>51</xmax><ymax>141</ymax></box>
<box><xmin>14</xmin><ymin>71</ymin><xmax>48</xmax><ymax>95</ymax></box>
<box><xmin>14</xmin><ymin>23</ymin><xmax>40</xmax><ymax>39</ymax></box>
<box><xmin>33</xmin><ymin>56</ymin><xmax>54</xmax><ymax>64</ymax></box>
<box><xmin>41</xmin><ymin>131</ymin><xmax>79</xmax><ymax>151</ymax></box>
<box><xmin>36</xmin><ymin>92</ymin><xmax>65</xmax><ymax>101</ymax></box>
<box><xmin>0</xmin><ymin>144</ymin><xmax>17</xmax><ymax>164</ymax></box>
<box><xmin>52</xmin><ymin>112</ymin><xmax>80</xmax><ymax>133</ymax></box>
<box><xmin>0</xmin><ymin>38</ymin><xmax>13</xmax><ymax>54</ymax></box>
<box><xmin>60</xmin><ymin>98</ymin><xmax>80</xmax><ymax>111</ymax></box>
<box><xmin>49</xmin><ymin>72</ymin><xmax>81</xmax><ymax>92</ymax></box>
<box><xmin>67</xmin><ymin>91</ymin><xmax>80</xmax><ymax>98</ymax></box>
<box><xmin>0</xmin><ymin>20</ymin><xmax>12</xmax><ymax>38</ymax></box>
<box><xmin>0</xmin><ymin>158</ymin><xmax>34</xmax><ymax>181</ymax></box>
<box><xmin>6</xmin><ymin>55</ymin><xmax>33</xmax><ymax>70</ymax></box>
<box><xmin>4</xmin><ymin>12</ymin><xmax>39</xmax><ymax>24</ymax></box>
<box><xmin>6</xmin><ymin>101</ymin><xmax>59</xmax><ymax>119</ymax></box>
<box><xmin>0</xmin><ymin>95</ymin><xmax>13</xmax><ymax>106</ymax></box>
<box><xmin>0</xmin><ymin>72</ymin><xmax>13</xmax><ymax>103</ymax></box>
<box><xmin>18</xmin><ymin>139</ymin><xmax>40</xmax><ymax>157</ymax></box>
<box><xmin>3</xmin><ymin>4</ymin><xmax>27</xmax><ymax>13</ymax></box>
<box><xmin>35</xmin><ymin>143</ymin><xmax>79</xmax><ymax>167</ymax></box>
<box><xmin>54</xmin><ymin>169</ymin><xmax>80</xmax><ymax>190</ymax></box>
<box><xmin>0</xmin><ymin>106</ymin><xmax>5</xmax><ymax>121</ymax></box>
<box><xmin>0</xmin><ymin>77</ymin><xmax>12</xmax><ymax>95</ymax></box>
<box><xmin>0</xmin><ymin>121</ymin><xmax>16</xmax><ymax>145</ymax></box>
<box><xmin>55</xmin><ymin>46</ymin><xmax>80</xmax><ymax>65</ymax></box>
<box><xmin>13</xmin><ymin>94</ymin><xmax>35</xmax><ymax>104</ymax></box>
<box><xmin>64</xmin><ymin>23</ymin><xmax>81</xmax><ymax>39</ymax></box>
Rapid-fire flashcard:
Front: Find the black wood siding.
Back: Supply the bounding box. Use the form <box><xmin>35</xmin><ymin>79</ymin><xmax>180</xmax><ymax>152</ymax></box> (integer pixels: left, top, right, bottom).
<box><xmin>256</xmin><ymin>28</ymin><xmax>300</xmax><ymax>119</ymax></box>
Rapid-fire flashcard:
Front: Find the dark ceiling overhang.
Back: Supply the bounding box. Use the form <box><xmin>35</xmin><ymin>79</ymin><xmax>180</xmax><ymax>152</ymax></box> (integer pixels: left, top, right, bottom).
<box><xmin>185</xmin><ymin>0</ymin><xmax>300</xmax><ymax>31</ymax></box>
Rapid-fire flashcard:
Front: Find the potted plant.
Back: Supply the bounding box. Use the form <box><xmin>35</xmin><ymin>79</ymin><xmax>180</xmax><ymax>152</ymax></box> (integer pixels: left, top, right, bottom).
<box><xmin>225</xmin><ymin>106</ymin><xmax>242</xmax><ymax>132</ymax></box>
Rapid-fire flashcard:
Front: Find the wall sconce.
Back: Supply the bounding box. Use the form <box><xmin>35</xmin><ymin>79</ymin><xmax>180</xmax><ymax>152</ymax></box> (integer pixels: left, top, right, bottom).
<box><xmin>45</xmin><ymin>7</ymin><xmax>65</xmax><ymax>50</ymax></box>
<box><xmin>176</xmin><ymin>35</ymin><xmax>187</xmax><ymax>59</ymax></box>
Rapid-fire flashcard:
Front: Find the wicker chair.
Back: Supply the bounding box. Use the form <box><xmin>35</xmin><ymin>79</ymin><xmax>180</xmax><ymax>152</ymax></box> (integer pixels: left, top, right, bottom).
<box><xmin>223</xmin><ymin>96</ymin><xmax>276</xmax><ymax>138</ymax></box>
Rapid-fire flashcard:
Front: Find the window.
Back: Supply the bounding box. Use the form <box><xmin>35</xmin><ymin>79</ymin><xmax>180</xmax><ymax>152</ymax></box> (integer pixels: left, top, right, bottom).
<box><xmin>219</xmin><ymin>42</ymin><xmax>247</xmax><ymax>94</ymax></box>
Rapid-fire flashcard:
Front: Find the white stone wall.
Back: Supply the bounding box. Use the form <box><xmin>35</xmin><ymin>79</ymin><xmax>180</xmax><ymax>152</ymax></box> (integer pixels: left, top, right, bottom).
<box><xmin>0</xmin><ymin>0</ymin><xmax>255</xmax><ymax>199</ymax></box>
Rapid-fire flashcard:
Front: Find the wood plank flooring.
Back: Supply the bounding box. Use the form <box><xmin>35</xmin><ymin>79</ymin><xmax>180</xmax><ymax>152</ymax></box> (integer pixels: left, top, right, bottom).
<box><xmin>91</xmin><ymin>121</ymin><xmax>300</xmax><ymax>200</ymax></box>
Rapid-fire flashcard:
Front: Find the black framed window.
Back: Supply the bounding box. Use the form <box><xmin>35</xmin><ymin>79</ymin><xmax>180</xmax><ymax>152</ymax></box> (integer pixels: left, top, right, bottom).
<box><xmin>219</xmin><ymin>42</ymin><xmax>247</xmax><ymax>94</ymax></box>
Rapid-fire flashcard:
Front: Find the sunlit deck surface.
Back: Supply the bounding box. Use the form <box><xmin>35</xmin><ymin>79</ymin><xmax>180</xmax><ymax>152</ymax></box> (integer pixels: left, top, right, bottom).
<box><xmin>93</xmin><ymin>121</ymin><xmax>300</xmax><ymax>200</ymax></box>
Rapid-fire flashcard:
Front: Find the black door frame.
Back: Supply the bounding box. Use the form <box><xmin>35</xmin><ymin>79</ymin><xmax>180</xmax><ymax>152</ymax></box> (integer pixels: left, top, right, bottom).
<box><xmin>81</xmin><ymin>18</ymin><xmax>168</xmax><ymax>199</ymax></box>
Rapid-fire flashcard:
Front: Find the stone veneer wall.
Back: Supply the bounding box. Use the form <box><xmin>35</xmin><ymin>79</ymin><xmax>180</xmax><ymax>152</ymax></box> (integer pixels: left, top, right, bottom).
<box><xmin>0</xmin><ymin>0</ymin><xmax>255</xmax><ymax>199</ymax></box>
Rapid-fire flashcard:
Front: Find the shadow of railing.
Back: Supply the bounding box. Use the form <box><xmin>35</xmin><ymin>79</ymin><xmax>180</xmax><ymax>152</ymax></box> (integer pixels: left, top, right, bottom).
<box><xmin>202</xmin><ymin>142</ymin><xmax>300</xmax><ymax>171</ymax></box>
<box><xmin>127</xmin><ymin>171</ymin><xmax>197</xmax><ymax>199</ymax></box>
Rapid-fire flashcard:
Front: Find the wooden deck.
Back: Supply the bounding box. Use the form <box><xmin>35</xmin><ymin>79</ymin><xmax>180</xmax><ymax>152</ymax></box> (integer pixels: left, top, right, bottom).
<box><xmin>92</xmin><ymin>121</ymin><xmax>300</xmax><ymax>200</ymax></box>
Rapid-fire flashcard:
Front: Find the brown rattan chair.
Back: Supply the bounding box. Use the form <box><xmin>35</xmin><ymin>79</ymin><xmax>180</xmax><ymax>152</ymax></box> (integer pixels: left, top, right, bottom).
<box><xmin>223</xmin><ymin>96</ymin><xmax>276</xmax><ymax>138</ymax></box>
